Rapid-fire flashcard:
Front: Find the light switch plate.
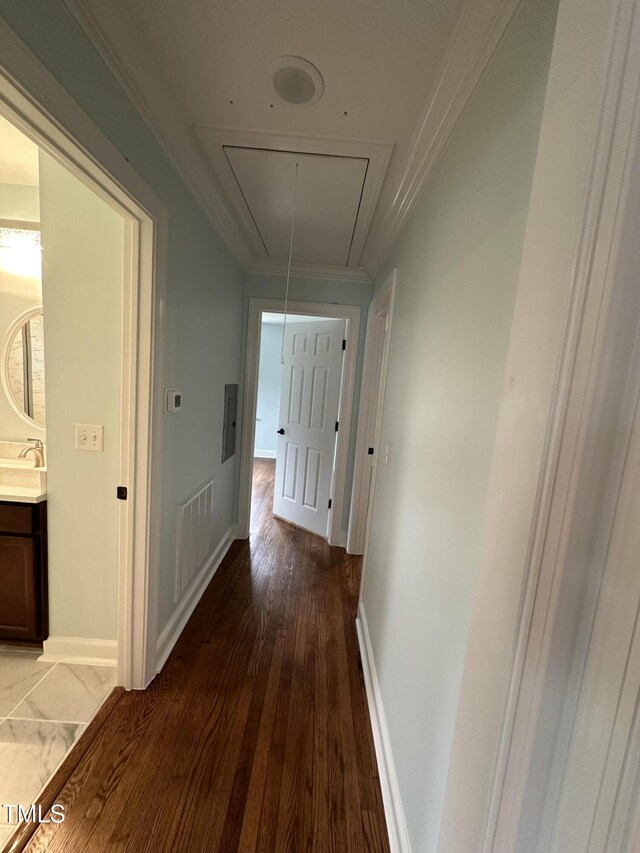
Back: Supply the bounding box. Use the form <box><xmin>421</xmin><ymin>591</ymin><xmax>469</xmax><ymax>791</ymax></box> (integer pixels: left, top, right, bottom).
<box><xmin>75</xmin><ymin>423</ymin><xmax>104</xmax><ymax>452</ymax></box>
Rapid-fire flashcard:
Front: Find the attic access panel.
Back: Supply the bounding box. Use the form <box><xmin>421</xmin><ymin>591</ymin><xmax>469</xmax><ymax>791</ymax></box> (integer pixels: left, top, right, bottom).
<box><xmin>196</xmin><ymin>127</ymin><xmax>393</xmax><ymax>271</ymax></box>
<box><xmin>224</xmin><ymin>147</ymin><xmax>368</xmax><ymax>267</ymax></box>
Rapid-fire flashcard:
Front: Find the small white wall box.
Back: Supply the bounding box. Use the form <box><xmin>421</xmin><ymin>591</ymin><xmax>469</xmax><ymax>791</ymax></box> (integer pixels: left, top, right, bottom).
<box><xmin>165</xmin><ymin>389</ymin><xmax>182</xmax><ymax>413</ymax></box>
<box><xmin>221</xmin><ymin>383</ymin><xmax>238</xmax><ymax>463</ymax></box>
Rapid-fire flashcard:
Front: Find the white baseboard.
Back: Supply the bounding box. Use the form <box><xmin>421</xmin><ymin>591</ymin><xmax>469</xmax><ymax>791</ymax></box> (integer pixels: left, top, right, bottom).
<box><xmin>254</xmin><ymin>449</ymin><xmax>276</xmax><ymax>459</ymax></box>
<box><xmin>155</xmin><ymin>525</ymin><xmax>236</xmax><ymax>673</ymax></box>
<box><xmin>39</xmin><ymin>636</ymin><xmax>118</xmax><ymax>667</ymax></box>
<box><xmin>328</xmin><ymin>530</ymin><xmax>349</xmax><ymax>548</ymax></box>
<box><xmin>356</xmin><ymin>603</ymin><xmax>411</xmax><ymax>852</ymax></box>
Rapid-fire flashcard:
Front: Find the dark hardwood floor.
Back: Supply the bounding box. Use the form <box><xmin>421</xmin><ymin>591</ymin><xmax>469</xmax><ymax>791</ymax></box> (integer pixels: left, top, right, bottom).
<box><xmin>20</xmin><ymin>459</ymin><xmax>389</xmax><ymax>852</ymax></box>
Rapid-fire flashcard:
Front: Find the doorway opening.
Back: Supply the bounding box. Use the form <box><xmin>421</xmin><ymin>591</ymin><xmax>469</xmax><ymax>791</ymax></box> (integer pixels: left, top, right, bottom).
<box><xmin>0</xmin><ymin>112</ymin><xmax>122</xmax><ymax>841</ymax></box>
<box><xmin>0</xmin><ymin>35</ymin><xmax>166</xmax><ymax>697</ymax></box>
<box><xmin>348</xmin><ymin>269</ymin><xmax>396</xmax><ymax>560</ymax></box>
<box><xmin>254</xmin><ymin>311</ymin><xmax>345</xmax><ymax>539</ymax></box>
<box><xmin>238</xmin><ymin>298</ymin><xmax>361</xmax><ymax>545</ymax></box>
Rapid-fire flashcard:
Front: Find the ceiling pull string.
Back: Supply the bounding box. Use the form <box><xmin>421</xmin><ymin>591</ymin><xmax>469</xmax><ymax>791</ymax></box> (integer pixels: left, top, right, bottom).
<box><xmin>280</xmin><ymin>161</ymin><xmax>300</xmax><ymax>364</ymax></box>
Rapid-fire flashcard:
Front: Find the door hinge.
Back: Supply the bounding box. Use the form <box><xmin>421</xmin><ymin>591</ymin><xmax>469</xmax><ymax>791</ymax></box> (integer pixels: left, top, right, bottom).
<box><xmin>117</xmin><ymin>486</ymin><xmax>128</xmax><ymax>501</ymax></box>
<box><xmin>335</xmin><ymin>421</ymin><xmax>339</xmax><ymax>432</ymax></box>
<box><xmin>368</xmin><ymin>447</ymin><xmax>374</xmax><ymax>455</ymax></box>
<box><xmin>342</xmin><ymin>339</ymin><xmax>346</xmax><ymax>350</ymax></box>
<box><xmin>328</xmin><ymin>498</ymin><xmax>332</xmax><ymax>509</ymax></box>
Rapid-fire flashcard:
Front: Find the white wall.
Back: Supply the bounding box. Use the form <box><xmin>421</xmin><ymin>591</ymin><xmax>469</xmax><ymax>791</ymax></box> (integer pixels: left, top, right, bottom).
<box><xmin>439</xmin><ymin>0</ymin><xmax>640</xmax><ymax>847</ymax></box>
<box><xmin>39</xmin><ymin>151</ymin><xmax>123</xmax><ymax>641</ymax></box>
<box><xmin>358</xmin><ymin>0</ymin><xmax>558</xmax><ymax>849</ymax></box>
<box><xmin>0</xmin><ymin>182</ymin><xmax>38</xmax><ymax>220</ymax></box>
<box><xmin>254</xmin><ymin>321</ymin><xmax>283</xmax><ymax>456</ymax></box>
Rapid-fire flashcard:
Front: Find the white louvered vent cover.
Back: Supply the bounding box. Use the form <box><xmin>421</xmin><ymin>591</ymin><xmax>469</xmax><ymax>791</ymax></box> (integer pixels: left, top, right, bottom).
<box><xmin>175</xmin><ymin>476</ymin><xmax>215</xmax><ymax>602</ymax></box>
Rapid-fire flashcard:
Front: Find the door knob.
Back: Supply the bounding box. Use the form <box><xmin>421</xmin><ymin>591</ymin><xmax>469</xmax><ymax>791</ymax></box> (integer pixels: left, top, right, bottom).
<box><xmin>277</xmin><ymin>428</ymin><xmax>285</xmax><ymax>435</ymax></box>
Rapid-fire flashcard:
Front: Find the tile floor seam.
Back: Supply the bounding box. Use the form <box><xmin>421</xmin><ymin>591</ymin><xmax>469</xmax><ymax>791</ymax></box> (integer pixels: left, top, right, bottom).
<box><xmin>4</xmin><ymin>717</ymin><xmax>86</xmax><ymax>726</ymax></box>
<box><xmin>1</xmin><ymin>662</ymin><xmax>58</xmax><ymax>721</ymax></box>
<box><xmin>7</xmin><ymin>663</ymin><xmax>115</xmax><ymax>724</ymax></box>
<box><xmin>0</xmin><ymin>660</ymin><xmax>112</xmax><ymax>841</ymax></box>
<box><xmin>0</xmin><ymin>718</ymin><xmax>84</xmax><ymax>822</ymax></box>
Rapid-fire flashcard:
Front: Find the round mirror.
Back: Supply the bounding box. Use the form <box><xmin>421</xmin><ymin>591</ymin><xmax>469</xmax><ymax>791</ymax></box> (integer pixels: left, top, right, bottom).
<box><xmin>2</xmin><ymin>306</ymin><xmax>46</xmax><ymax>428</ymax></box>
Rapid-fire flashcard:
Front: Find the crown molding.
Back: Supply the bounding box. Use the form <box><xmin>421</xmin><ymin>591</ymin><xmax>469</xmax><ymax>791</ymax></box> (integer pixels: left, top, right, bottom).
<box><xmin>64</xmin><ymin>0</ymin><xmax>255</xmax><ymax>268</ymax></box>
<box><xmin>247</xmin><ymin>260</ymin><xmax>371</xmax><ymax>284</ymax></box>
<box><xmin>362</xmin><ymin>0</ymin><xmax>526</xmax><ymax>278</ymax></box>
<box><xmin>65</xmin><ymin>0</ymin><xmax>524</xmax><ymax>285</ymax></box>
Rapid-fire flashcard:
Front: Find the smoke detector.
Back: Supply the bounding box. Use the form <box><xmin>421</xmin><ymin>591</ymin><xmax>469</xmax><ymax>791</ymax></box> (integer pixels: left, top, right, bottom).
<box><xmin>270</xmin><ymin>56</ymin><xmax>324</xmax><ymax>106</ymax></box>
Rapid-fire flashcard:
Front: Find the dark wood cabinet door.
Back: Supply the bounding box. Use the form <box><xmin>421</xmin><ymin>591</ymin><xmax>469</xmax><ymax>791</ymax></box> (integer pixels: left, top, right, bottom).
<box><xmin>0</xmin><ymin>535</ymin><xmax>38</xmax><ymax>640</ymax></box>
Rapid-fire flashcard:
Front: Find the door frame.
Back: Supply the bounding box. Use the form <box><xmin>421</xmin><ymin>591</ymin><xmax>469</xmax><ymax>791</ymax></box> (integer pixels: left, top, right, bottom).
<box><xmin>348</xmin><ymin>269</ymin><xmax>396</xmax><ymax>558</ymax></box>
<box><xmin>487</xmin><ymin>0</ymin><xmax>640</xmax><ymax>845</ymax></box>
<box><xmin>0</xmin><ymin>21</ymin><xmax>166</xmax><ymax>689</ymax></box>
<box><xmin>237</xmin><ymin>297</ymin><xmax>361</xmax><ymax>546</ymax></box>
<box><xmin>437</xmin><ymin>0</ymin><xmax>640</xmax><ymax>847</ymax></box>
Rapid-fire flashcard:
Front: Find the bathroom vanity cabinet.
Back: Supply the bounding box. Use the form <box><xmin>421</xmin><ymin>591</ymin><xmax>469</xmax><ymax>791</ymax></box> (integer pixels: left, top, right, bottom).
<box><xmin>0</xmin><ymin>500</ymin><xmax>48</xmax><ymax>642</ymax></box>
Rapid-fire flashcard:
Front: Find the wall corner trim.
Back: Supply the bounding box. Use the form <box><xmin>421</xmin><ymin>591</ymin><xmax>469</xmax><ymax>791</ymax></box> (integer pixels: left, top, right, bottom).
<box><xmin>63</xmin><ymin>0</ymin><xmax>254</xmax><ymax>269</ymax></box>
<box><xmin>155</xmin><ymin>525</ymin><xmax>236</xmax><ymax>675</ymax></box>
<box><xmin>356</xmin><ymin>603</ymin><xmax>412</xmax><ymax>853</ymax></box>
<box><xmin>39</xmin><ymin>636</ymin><xmax>118</xmax><ymax>667</ymax></box>
<box><xmin>362</xmin><ymin>0</ymin><xmax>526</xmax><ymax>276</ymax></box>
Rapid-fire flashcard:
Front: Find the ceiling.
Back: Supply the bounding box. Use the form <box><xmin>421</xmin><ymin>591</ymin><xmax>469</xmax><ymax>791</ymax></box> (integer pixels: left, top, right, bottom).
<box><xmin>124</xmin><ymin>0</ymin><xmax>464</xmax><ymax>144</ymax></box>
<box><xmin>0</xmin><ymin>114</ymin><xmax>39</xmax><ymax>186</ymax></box>
<box><xmin>69</xmin><ymin>0</ymin><xmax>518</xmax><ymax>281</ymax></box>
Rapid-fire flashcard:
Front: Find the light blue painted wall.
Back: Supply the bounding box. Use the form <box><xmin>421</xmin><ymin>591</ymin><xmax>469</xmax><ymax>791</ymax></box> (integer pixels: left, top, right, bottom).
<box><xmin>39</xmin><ymin>152</ymin><xmax>123</xmax><ymax>640</ymax></box>
<box><xmin>243</xmin><ymin>273</ymin><xmax>371</xmax><ymax>534</ymax></box>
<box><xmin>254</xmin><ymin>322</ymin><xmax>283</xmax><ymax>455</ymax></box>
<box><xmin>0</xmin><ymin>0</ymin><xmax>246</xmax><ymax>638</ymax></box>
<box><xmin>360</xmin><ymin>0</ymin><xmax>558</xmax><ymax>849</ymax></box>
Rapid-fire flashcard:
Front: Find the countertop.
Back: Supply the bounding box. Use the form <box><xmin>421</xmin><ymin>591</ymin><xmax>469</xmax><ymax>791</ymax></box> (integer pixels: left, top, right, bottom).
<box><xmin>0</xmin><ymin>488</ymin><xmax>47</xmax><ymax>504</ymax></box>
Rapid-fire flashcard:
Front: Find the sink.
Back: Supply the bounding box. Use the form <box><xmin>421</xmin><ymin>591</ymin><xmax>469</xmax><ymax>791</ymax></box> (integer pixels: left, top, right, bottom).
<box><xmin>0</xmin><ymin>460</ymin><xmax>46</xmax><ymax>491</ymax></box>
<box><xmin>0</xmin><ymin>457</ymin><xmax>35</xmax><ymax>468</ymax></box>
<box><xmin>0</xmin><ymin>442</ymin><xmax>47</xmax><ymax>494</ymax></box>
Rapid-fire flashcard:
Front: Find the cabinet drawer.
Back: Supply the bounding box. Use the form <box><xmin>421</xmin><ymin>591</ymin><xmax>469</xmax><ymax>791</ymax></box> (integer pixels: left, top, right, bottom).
<box><xmin>0</xmin><ymin>504</ymin><xmax>35</xmax><ymax>535</ymax></box>
<box><xmin>0</xmin><ymin>536</ymin><xmax>38</xmax><ymax>640</ymax></box>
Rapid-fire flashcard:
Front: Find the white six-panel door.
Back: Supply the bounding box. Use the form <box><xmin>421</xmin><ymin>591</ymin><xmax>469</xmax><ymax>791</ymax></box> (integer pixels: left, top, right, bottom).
<box><xmin>273</xmin><ymin>318</ymin><xmax>345</xmax><ymax>537</ymax></box>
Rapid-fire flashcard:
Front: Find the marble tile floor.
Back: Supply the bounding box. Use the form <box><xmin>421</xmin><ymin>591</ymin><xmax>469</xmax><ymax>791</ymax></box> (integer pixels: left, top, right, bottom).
<box><xmin>0</xmin><ymin>651</ymin><xmax>115</xmax><ymax>839</ymax></box>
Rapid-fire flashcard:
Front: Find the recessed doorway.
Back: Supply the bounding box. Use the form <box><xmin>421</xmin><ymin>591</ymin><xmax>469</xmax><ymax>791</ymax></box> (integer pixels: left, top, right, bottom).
<box><xmin>254</xmin><ymin>312</ymin><xmax>346</xmax><ymax>538</ymax></box>
<box><xmin>238</xmin><ymin>298</ymin><xmax>360</xmax><ymax>545</ymax></box>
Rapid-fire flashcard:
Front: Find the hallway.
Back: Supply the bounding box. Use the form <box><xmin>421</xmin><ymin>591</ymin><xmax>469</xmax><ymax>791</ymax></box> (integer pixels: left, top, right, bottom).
<box><xmin>11</xmin><ymin>459</ymin><xmax>388</xmax><ymax>852</ymax></box>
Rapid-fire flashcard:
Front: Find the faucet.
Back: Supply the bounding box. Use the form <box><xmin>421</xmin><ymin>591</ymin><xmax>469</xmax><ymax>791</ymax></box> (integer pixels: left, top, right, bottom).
<box><xmin>19</xmin><ymin>438</ymin><xmax>44</xmax><ymax>468</ymax></box>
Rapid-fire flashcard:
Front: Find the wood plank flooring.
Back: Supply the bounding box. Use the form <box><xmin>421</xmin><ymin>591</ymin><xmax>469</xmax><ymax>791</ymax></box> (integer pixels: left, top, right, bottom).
<box><xmin>20</xmin><ymin>459</ymin><xmax>389</xmax><ymax>852</ymax></box>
